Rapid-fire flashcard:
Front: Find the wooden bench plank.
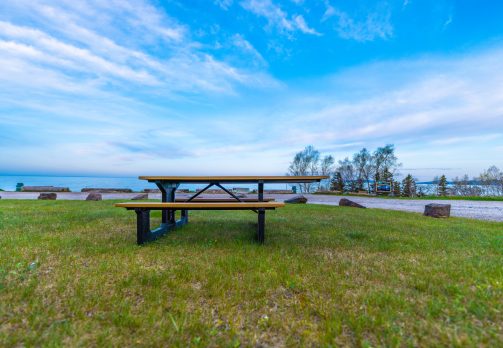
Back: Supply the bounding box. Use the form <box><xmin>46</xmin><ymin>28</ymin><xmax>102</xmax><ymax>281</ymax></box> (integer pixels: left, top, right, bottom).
<box><xmin>115</xmin><ymin>202</ymin><xmax>284</xmax><ymax>209</ymax></box>
<box><xmin>174</xmin><ymin>198</ymin><xmax>275</xmax><ymax>202</ymax></box>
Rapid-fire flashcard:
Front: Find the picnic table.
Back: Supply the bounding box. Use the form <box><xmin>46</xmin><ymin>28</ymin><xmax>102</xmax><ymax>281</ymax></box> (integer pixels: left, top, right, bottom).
<box><xmin>116</xmin><ymin>176</ymin><xmax>327</xmax><ymax>244</ymax></box>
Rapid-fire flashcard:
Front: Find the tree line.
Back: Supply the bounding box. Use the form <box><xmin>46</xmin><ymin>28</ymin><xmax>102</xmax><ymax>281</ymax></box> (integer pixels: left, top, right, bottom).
<box><xmin>432</xmin><ymin>166</ymin><xmax>503</xmax><ymax>196</ymax></box>
<box><xmin>287</xmin><ymin>145</ymin><xmax>503</xmax><ymax>197</ymax></box>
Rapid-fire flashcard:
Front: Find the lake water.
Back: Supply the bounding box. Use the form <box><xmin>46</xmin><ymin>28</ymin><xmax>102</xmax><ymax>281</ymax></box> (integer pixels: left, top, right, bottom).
<box><xmin>0</xmin><ymin>175</ymin><xmax>294</xmax><ymax>192</ymax></box>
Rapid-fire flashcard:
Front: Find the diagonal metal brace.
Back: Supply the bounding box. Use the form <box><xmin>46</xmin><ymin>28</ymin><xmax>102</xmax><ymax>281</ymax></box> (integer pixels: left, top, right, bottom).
<box><xmin>214</xmin><ymin>183</ymin><xmax>244</xmax><ymax>202</ymax></box>
<box><xmin>215</xmin><ymin>183</ymin><xmax>258</xmax><ymax>213</ymax></box>
<box><xmin>186</xmin><ymin>183</ymin><xmax>214</xmax><ymax>202</ymax></box>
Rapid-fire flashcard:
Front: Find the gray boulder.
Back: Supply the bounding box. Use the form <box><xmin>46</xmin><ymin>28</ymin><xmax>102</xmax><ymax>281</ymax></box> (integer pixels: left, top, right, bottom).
<box><xmin>424</xmin><ymin>203</ymin><xmax>451</xmax><ymax>218</ymax></box>
<box><xmin>38</xmin><ymin>193</ymin><xmax>57</xmax><ymax>200</ymax></box>
<box><xmin>284</xmin><ymin>195</ymin><xmax>308</xmax><ymax>204</ymax></box>
<box><xmin>131</xmin><ymin>193</ymin><xmax>148</xmax><ymax>200</ymax></box>
<box><xmin>86</xmin><ymin>192</ymin><xmax>102</xmax><ymax>201</ymax></box>
<box><xmin>339</xmin><ymin>198</ymin><xmax>366</xmax><ymax>208</ymax></box>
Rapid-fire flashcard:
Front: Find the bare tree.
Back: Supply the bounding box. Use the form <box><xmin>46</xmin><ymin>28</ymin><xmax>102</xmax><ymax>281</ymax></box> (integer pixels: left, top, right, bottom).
<box><xmin>353</xmin><ymin>148</ymin><xmax>374</xmax><ymax>193</ymax></box>
<box><xmin>287</xmin><ymin>145</ymin><xmax>320</xmax><ymax>193</ymax></box>
<box><xmin>479</xmin><ymin>166</ymin><xmax>503</xmax><ymax>196</ymax></box>
<box><xmin>373</xmin><ymin>144</ymin><xmax>400</xmax><ymax>181</ymax></box>
<box><xmin>337</xmin><ymin>157</ymin><xmax>358</xmax><ymax>192</ymax></box>
<box><xmin>319</xmin><ymin>155</ymin><xmax>335</xmax><ymax>191</ymax></box>
<box><xmin>451</xmin><ymin>175</ymin><xmax>482</xmax><ymax>196</ymax></box>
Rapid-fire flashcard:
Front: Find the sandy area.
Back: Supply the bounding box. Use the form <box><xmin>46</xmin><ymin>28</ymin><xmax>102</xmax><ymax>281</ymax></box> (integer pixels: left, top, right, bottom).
<box><xmin>1</xmin><ymin>192</ymin><xmax>502</xmax><ymax>222</ymax></box>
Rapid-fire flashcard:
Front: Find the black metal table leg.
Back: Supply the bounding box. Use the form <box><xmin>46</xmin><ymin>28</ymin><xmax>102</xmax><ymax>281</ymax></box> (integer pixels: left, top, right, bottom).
<box><xmin>135</xmin><ymin>208</ymin><xmax>150</xmax><ymax>245</ymax></box>
<box><xmin>160</xmin><ymin>187</ymin><xmax>168</xmax><ymax>224</ymax></box>
<box><xmin>181</xmin><ymin>209</ymin><xmax>188</xmax><ymax>223</ymax></box>
<box><xmin>156</xmin><ymin>182</ymin><xmax>181</xmax><ymax>225</ymax></box>
<box><xmin>258</xmin><ymin>180</ymin><xmax>264</xmax><ymax>201</ymax></box>
<box><xmin>257</xmin><ymin>208</ymin><xmax>265</xmax><ymax>243</ymax></box>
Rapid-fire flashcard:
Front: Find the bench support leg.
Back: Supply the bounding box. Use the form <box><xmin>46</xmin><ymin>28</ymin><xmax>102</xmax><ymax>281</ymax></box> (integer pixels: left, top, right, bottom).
<box><xmin>135</xmin><ymin>209</ymin><xmax>151</xmax><ymax>245</ymax></box>
<box><xmin>133</xmin><ymin>207</ymin><xmax>190</xmax><ymax>245</ymax></box>
<box><xmin>181</xmin><ymin>209</ymin><xmax>189</xmax><ymax>224</ymax></box>
<box><xmin>257</xmin><ymin>208</ymin><xmax>265</xmax><ymax>244</ymax></box>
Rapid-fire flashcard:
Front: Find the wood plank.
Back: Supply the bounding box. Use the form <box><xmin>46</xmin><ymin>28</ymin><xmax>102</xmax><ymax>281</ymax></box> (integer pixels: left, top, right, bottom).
<box><xmin>115</xmin><ymin>202</ymin><xmax>285</xmax><ymax>209</ymax></box>
<box><xmin>139</xmin><ymin>175</ymin><xmax>328</xmax><ymax>183</ymax></box>
<box><xmin>174</xmin><ymin>198</ymin><xmax>275</xmax><ymax>202</ymax></box>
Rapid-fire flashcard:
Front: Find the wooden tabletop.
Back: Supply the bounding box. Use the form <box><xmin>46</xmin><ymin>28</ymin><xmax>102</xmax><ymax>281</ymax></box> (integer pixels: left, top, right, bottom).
<box><xmin>139</xmin><ymin>176</ymin><xmax>328</xmax><ymax>183</ymax></box>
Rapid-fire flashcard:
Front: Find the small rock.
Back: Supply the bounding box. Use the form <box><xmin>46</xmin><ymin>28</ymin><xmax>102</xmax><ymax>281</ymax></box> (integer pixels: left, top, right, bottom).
<box><xmin>131</xmin><ymin>193</ymin><xmax>148</xmax><ymax>200</ymax></box>
<box><xmin>38</xmin><ymin>193</ymin><xmax>57</xmax><ymax>200</ymax></box>
<box><xmin>424</xmin><ymin>203</ymin><xmax>451</xmax><ymax>218</ymax></box>
<box><xmin>339</xmin><ymin>198</ymin><xmax>366</xmax><ymax>208</ymax></box>
<box><xmin>284</xmin><ymin>195</ymin><xmax>308</xmax><ymax>204</ymax></box>
<box><xmin>86</xmin><ymin>192</ymin><xmax>102</xmax><ymax>201</ymax></box>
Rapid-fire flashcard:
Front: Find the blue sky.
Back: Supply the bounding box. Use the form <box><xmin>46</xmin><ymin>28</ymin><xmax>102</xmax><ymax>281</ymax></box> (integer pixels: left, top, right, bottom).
<box><xmin>0</xmin><ymin>0</ymin><xmax>502</xmax><ymax>180</ymax></box>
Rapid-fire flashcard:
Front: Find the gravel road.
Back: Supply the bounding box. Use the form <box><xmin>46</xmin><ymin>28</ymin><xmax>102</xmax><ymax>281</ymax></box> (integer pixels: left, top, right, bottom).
<box><xmin>301</xmin><ymin>194</ymin><xmax>503</xmax><ymax>222</ymax></box>
<box><xmin>1</xmin><ymin>192</ymin><xmax>502</xmax><ymax>222</ymax></box>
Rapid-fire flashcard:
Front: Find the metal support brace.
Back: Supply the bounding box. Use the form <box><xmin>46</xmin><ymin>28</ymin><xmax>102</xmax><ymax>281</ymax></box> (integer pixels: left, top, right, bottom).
<box><xmin>215</xmin><ymin>183</ymin><xmax>244</xmax><ymax>202</ymax></box>
<box><xmin>187</xmin><ymin>183</ymin><xmax>214</xmax><ymax>202</ymax></box>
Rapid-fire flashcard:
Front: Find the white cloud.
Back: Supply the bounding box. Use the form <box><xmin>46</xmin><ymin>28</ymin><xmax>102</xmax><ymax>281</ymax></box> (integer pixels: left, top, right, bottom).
<box><xmin>0</xmin><ymin>0</ymin><xmax>277</xmax><ymax>96</ymax></box>
<box><xmin>430</xmin><ymin>134</ymin><xmax>501</xmax><ymax>146</ymax></box>
<box><xmin>443</xmin><ymin>14</ymin><xmax>453</xmax><ymax>29</ymax></box>
<box><xmin>240</xmin><ymin>0</ymin><xmax>319</xmax><ymax>36</ymax></box>
<box><xmin>265</xmin><ymin>47</ymin><xmax>503</xmax><ymax>176</ymax></box>
<box><xmin>214</xmin><ymin>0</ymin><xmax>234</xmax><ymax>10</ymax></box>
<box><xmin>231</xmin><ymin>34</ymin><xmax>268</xmax><ymax>67</ymax></box>
<box><xmin>292</xmin><ymin>15</ymin><xmax>321</xmax><ymax>36</ymax></box>
<box><xmin>323</xmin><ymin>3</ymin><xmax>393</xmax><ymax>42</ymax></box>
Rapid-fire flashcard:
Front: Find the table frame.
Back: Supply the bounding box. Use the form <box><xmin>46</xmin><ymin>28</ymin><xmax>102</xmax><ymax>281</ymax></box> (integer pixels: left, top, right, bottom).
<box><xmin>141</xmin><ymin>176</ymin><xmax>327</xmax><ymax>242</ymax></box>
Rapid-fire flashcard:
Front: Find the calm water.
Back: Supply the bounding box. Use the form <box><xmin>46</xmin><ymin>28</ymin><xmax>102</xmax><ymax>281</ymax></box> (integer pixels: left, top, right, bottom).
<box><xmin>0</xmin><ymin>175</ymin><xmax>293</xmax><ymax>192</ymax></box>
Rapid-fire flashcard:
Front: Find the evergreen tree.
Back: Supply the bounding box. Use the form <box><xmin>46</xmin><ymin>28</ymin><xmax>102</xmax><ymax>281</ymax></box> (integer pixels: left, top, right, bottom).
<box><xmin>392</xmin><ymin>181</ymin><xmax>401</xmax><ymax>196</ymax></box>
<box><xmin>330</xmin><ymin>172</ymin><xmax>345</xmax><ymax>192</ymax></box>
<box><xmin>417</xmin><ymin>186</ymin><xmax>425</xmax><ymax>197</ymax></box>
<box><xmin>438</xmin><ymin>174</ymin><xmax>448</xmax><ymax>196</ymax></box>
<box><xmin>401</xmin><ymin>174</ymin><xmax>416</xmax><ymax>197</ymax></box>
<box><xmin>382</xmin><ymin>167</ymin><xmax>393</xmax><ymax>182</ymax></box>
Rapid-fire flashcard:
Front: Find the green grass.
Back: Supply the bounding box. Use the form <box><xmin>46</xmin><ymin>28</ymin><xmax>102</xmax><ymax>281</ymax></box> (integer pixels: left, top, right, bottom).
<box><xmin>314</xmin><ymin>192</ymin><xmax>503</xmax><ymax>201</ymax></box>
<box><xmin>1</xmin><ymin>200</ymin><xmax>502</xmax><ymax>347</ymax></box>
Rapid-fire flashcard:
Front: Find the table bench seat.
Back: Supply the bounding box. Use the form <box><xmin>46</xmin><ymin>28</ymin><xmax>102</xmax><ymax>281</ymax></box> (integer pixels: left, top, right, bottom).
<box><xmin>115</xmin><ymin>202</ymin><xmax>283</xmax><ymax>209</ymax></box>
<box><xmin>174</xmin><ymin>198</ymin><xmax>275</xmax><ymax>202</ymax></box>
<box><xmin>115</xmin><ymin>202</ymin><xmax>284</xmax><ymax>244</ymax></box>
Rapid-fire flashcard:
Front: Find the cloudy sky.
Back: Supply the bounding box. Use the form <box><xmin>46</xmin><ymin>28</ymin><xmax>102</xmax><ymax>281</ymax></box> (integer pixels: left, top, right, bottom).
<box><xmin>1</xmin><ymin>0</ymin><xmax>502</xmax><ymax>180</ymax></box>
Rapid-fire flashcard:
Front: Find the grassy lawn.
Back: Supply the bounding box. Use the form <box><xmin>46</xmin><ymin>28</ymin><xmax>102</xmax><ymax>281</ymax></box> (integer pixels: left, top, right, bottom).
<box><xmin>1</xmin><ymin>201</ymin><xmax>502</xmax><ymax>347</ymax></box>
